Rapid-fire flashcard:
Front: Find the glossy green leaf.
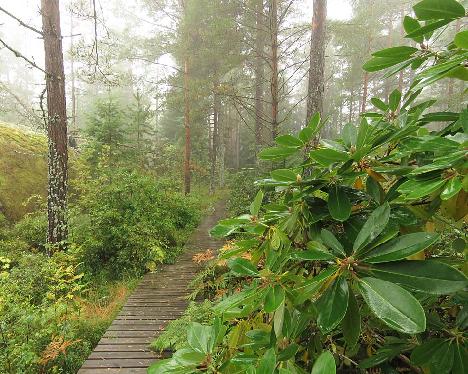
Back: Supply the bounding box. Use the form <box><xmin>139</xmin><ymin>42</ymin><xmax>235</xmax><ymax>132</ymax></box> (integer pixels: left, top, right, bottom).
<box><xmin>311</xmin><ymin>351</ymin><xmax>336</xmax><ymax>374</ymax></box>
<box><xmin>431</xmin><ymin>341</ymin><xmax>455</xmax><ymax>374</ymax></box>
<box><xmin>366</xmin><ymin>176</ymin><xmax>384</xmax><ymax>204</ymax></box>
<box><xmin>356</xmin><ymin>117</ymin><xmax>372</xmax><ymax>150</ymax></box>
<box><xmin>413</xmin><ymin>0</ymin><xmax>466</xmax><ymax>20</ymax></box>
<box><xmin>453</xmin><ymin>342</ymin><xmax>468</xmax><ymax>374</ymax></box>
<box><xmin>359</xmin><ymin>345</ymin><xmax>404</xmax><ymax>369</ymax></box>
<box><xmin>398</xmin><ymin>178</ymin><xmax>446</xmax><ymax>199</ymax></box>
<box><xmin>291</xmin><ymin>242</ymin><xmax>336</xmax><ymax>261</ymax></box>
<box><xmin>454</xmin><ymin>30</ymin><xmax>468</xmax><ymax>49</ymax></box>
<box><xmin>342</xmin><ymin>291</ymin><xmax>361</xmax><ymax>347</ymax></box>
<box><xmin>276</xmin><ymin>134</ymin><xmax>303</xmax><ymax>148</ymax></box>
<box><xmin>358</xmin><ymin>277</ymin><xmax>426</xmax><ymax>334</ymax></box>
<box><xmin>320</xmin><ymin>229</ymin><xmax>346</xmax><ymax>257</ymax></box>
<box><xmin>370</xmin><ymin>260</ymin><xmax>468</xmax><ymax>294</ymax></box>
<box><xmin>299</xmin><ymin>127</ymin><xmax>314</xmax><ymax>143</ymax></box>
<box><xmin>210</xmin><ymin>224</ymin><xmax>237</xmax><ymax>238</ymax></box>
<box><xmin>408</xmin><ymin>150</ymin><xmax>464</xmax><ymax>175</ymax></box>
<box><xmin>342</xmin><ymin>123</ymin><xmax>357</xmax><ymax>147</ymax></box>
<box><xmin>405</xmin><ymin>19</ymin><xmax>452</xmax><ymax>39</ymax></box>
<box><xmin>271</xmin><ymin>169</ymin><xmax>298</xmax><ymax>182</ymax></box>
<box><xmin>363</xmin><ymin>56</ymin><xmax>408</xmax><ymax>72</ymax></box>
<box><xmin>273</xmin><ymin>300</ymin><xmax>285</xmax><ymax>337</ymax></box>
<box><xmin>148</xmin><ymin>357</ymin><xmax>193</xmax><ymax>373</ymax></box>
<box><xmin>292</xmin><ymin>267</ymin><xmax>338</xmax><ymax>304</ymax></box>
<box><xmin>316</xmin><ymin>277</ymin><xmax>349</xmax><ymax>333</ymax></box>
<box><xmin>411</xmin><ymin>338</ymin><xmax>447</xmax><ymax>366</ymax></box>
<box><xmin>264</xmin><ymin>285</ymin><xmax>285</xmax><ymax>313</ymax></box>
<box><xmin>187</xmin><ymin>322</ymin><xmax>213</xmax><ymax>354</ymax></box>
<box><xmin>213</xmin><ymin>285</ymin><xmax>265</xmax><ymax>314</ymax></box>
<box><xmin>228</xmin><ymin>258</ymin><xmax>259</xmax><ymax>276</ymax></box>
<box><xmin>277</xmin><ymin>343</ymin><xmax>299</xmax><ymax>361</ymax></box>
<box><xmin>441</xmin><ymin>178</ymin><xmax>462</xmax><ymax>200</ymax></box>
<box><xmin>353</xmin><ymin>203</ymin><xmax>390</xmax><ymax>252</ymax></box>
<box><xmin>257</xmin><ymin>348</ymin><xmax>276</xmax><ymax>374</ymax></box>
<box><xmin>363</xmin><ymin>232</ymin><xmax>439</xmax><ymax>263</ymax></box>
<box><xmin>328</xmin><ymin>185</ymin><xmax>352</xmax><ymax>222</ymax></box>
<box><xmin>250</xmin><ymin>190</ymin><xmax>264</xmax><ymax>216</ymax></box>
<box><xmin>308</xmin><ymin>112</ymin><xmax>321</xmax><ymax>131</ymax></box>
<box><xmin>446</xmin><ymin>65</ymin><xmax>468</xmax><ymax>81</ymax></box>
<box><xmin>258</xmin><ymin>146</ymin><xmax>297</xmax><ymax>160</ymax></box>
<box><xmin>403</xmin><ymin>16</ymin><xmax>423</xmax><ymax>43</ymax></box>
<box><xmin>372</xmin><ymin>46</ymin><xmax>419</xmax><ymax>58</ymax></box>
<box><xmin>173</xmin><ymin>348</ymin><xmax>206</xmax><ymax>366</ymax></box>
<box><xmin>371</xmin><ymin>97</ymin><xmax>389</xmax><ymax>111</ymax></box>
<box><xmin>389</xmin><ymin>89</ymin><xmax>401</xmax><ymax>112</ymax></box>
<box><xmin>309</xmin><ymin>148</ymin><xmax>349</xmax><ymax>167</ymax></box>
<box><xmin>300</xmin><ymin>113</ymin><xmax>322</xmax><ymax>143</ymax></box>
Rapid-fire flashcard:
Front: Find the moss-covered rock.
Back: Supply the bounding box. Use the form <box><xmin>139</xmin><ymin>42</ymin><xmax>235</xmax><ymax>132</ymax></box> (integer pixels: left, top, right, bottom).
<box><xmin>0</xmin><ymin>124</ymin><xmax>47</xmax><ymax>221</ymax></box>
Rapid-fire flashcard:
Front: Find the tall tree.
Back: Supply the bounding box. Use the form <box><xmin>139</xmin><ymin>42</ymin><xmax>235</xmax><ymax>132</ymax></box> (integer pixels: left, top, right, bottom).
<box><xmin>254</xmin><ymin>0</ymin><xmax>265</xmax><ymax>152</ymax></box>
<box><xmin>41</xmin><ymin>0</ymin><xmax>69</xmax><ymax>248</ymax></box>
<box><xmin>269</xmin><ymin>0</ymin><xmax>279</xmax><ymax>140</ymax></box>
<box><xmin>306</xmin><ymin>0</ymin><xmax>327</xmax><ymax>122</ymax></box>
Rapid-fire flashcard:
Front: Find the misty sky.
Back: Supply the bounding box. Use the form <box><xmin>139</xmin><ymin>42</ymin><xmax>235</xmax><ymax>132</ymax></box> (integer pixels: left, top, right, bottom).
<box><xmin>0</xmin><ymin>0</ymin><xmax>352</xmax><ymax>83</ymax></box>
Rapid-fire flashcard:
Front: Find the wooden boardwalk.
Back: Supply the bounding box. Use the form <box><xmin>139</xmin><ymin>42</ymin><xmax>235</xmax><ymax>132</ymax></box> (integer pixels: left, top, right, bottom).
<box><xmin>78</xmin><ymin>201</ymin><xmax>226</xmax><ymax>374</ymax></box>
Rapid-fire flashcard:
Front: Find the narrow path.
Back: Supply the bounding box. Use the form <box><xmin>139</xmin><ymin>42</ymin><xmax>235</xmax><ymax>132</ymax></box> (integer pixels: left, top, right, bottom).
<box><xmin>78</xmin><ymin>200</ymin><xmax>226</xmax><ymax>374</ymax></box>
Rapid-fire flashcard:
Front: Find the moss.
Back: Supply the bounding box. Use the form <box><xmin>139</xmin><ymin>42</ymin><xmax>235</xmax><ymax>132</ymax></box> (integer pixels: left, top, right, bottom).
<box><xmin>0</xmin><ymin>124</ymin><xmax>48</xmax><ymax>221</ymax></box>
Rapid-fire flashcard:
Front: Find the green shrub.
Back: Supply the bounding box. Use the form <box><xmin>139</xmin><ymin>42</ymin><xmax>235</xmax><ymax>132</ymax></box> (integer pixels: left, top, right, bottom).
<box><xmin>12</xmin><ymin>212</ymin><xmax>47</xmax><ymax>252</ymax></box>
<box><xmin>73</xmin><ymin>170</ymin><xmax>201</xmax><ymax>277</ymax></box>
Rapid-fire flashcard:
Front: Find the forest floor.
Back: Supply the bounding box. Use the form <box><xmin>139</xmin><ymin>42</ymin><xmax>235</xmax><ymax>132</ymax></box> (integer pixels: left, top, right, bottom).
<box><xmin>77</xmin><ymin>199</ymin><xmax>227</xmax><ymax>373</ymax></box>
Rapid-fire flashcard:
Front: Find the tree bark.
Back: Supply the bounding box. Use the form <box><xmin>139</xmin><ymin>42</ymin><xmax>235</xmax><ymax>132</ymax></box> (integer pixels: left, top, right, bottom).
<box><xmin>210</xmin><ymin>82</ymin><xmax>220</xmax><ymax>194</ymax></box>
<box><xmin>269</xmin><ymin>0</ymin><xmax>279</xmax><ymax>140</ymax></box>
<box><xmin>41</xmin><ymin>0</ymin><xmax>68</xmax><ymax>248</ymax></box>
<box><xmin>447</xmin><ymin>19</ymin><xmax>461</xmax><ymax>109</ymax></box>
<box><xmin>306</xmin><ymin>0</ymin><xmax>327</xmax><ymax>122</ymax></box>
<box><xmin>254</xmin><ymin>0</ymin><xmax>265</xmax><ymax>151</ymax></box>
<box><xmin>361</xmin><ymin>71</ymin><xmax>369</xmax><ymax>114</ymax></box>
<box><xmin>70</xmin><ymin>12</ymin><xmax>76</xmax><ymax>132</ymax></box>
<box><xmin>183</xmin><ymin>58</ymin><xmax>191</xmax><ymax>194</ymax></box>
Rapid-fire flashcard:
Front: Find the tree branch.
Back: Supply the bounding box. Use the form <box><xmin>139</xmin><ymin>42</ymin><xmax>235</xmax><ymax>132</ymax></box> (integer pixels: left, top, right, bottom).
<box><xmin>0</xmin><ymin>6</ymin><xmax>43</xmax><ymax>35</ymax></box>
<box><xmin>0</xmin><ymin>37</ymin><xmax>47</xmax><ymax>75</ymax></box>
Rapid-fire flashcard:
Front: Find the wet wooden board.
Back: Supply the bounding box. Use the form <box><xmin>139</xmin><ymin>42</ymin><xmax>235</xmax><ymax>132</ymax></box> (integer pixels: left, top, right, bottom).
<box><xmin>78</xmin><ymin>201</ymin><xmax>225</xmax><ymax>373</ymax></box>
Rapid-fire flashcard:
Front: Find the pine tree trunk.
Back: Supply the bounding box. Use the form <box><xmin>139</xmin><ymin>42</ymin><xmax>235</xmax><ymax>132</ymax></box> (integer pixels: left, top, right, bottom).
<box><xmin>184</xmin><ymin>58</ymin><xmax>191</xmax><ymax>195</ymax></box>
<box><xmin>361</xmin><ymin>71</ymin><xmax>369</xmax><ymax>114</ymax></box>
<box><xmin>210</xmin><ymin>83</ymin><xmax>220</xmax><ymax>194</ymax></box>
<box><xmin>254</xmin><ymin>0</ymin><xmax>265</xmax><ymax>152</ymax></box>
<box><xmin>306</xmin><ymin>0</ymin><xmax>327</xmax><ymax>122</ymax></box>
<box><xmin>236</xmin><ymin>116</ymin><xmax>240</xmax><ymax>170</ymax></box>
<box><xmin>349</xmin><ymin>88</ymin><xmax>354</xmax><ymax>123</ymax></box>
<box><xmin>447</xmin><ymin>19</ymin><xmax>461</xmax><ymax>109</ymax></box>
<box><xmin>70</xmin><ymin>13</ymin><xmax>76</xmax><ymax>134</ymax></box>
<box><xmin>269</xmin><ymin>0</ymin><xmax>279</xmax><ymax>140</ymax></box>
<box><xmin>41</xmin><ymin>0</ymin><xmax>68</xmax><ymax>248</ymax></box>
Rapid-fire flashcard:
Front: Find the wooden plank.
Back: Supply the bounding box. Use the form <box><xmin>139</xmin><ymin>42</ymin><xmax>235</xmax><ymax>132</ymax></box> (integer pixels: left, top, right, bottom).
<box><xmin>89</xmin><ymin>351</ymin><xmax>159</xmax><ymax>359</ymax></box>
<box><xmin>81</xmin><ymin>358</ymin><xmax>155</xmax><ymax>368</ymax></box>
<box><xmin>103</xmin><ymin>331</ymin><xmax>159</xmax><ymax>338</ymax></box>
<box><xmin>93</xmin><ymin>344</ymin><xmax>152</xmax><ymax>352</ymax></box>
<box><xmin>111</xmin><ymin>320</ymin><xmax>167</xmax><ymax>325</ymax></box>
<box><xmin>107</xmin><ymin>324</ymin><xmax>164</xmax><ymax>331</ymax></box>
<box><xmin>98</xmin><ymin>337</ymin><xmax>154</xmax><ymax>344</ymax></box>
<box><xmin>114</xmin><ymin>316</ymin><xmax>173</xmax><ymax>321</ymax></box>
<box><xmin>78</xmin><ymin>368</ymin><xmax>148</xmax><ymax>374</ymax></box>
